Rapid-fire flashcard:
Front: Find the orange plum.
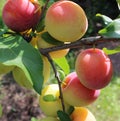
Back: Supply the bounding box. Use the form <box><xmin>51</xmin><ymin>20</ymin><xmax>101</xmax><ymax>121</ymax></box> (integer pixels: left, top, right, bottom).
<box><xmin>71</xmin><ymin>107</ymin><xmax>96</xmax><ymax>121</ymax></box>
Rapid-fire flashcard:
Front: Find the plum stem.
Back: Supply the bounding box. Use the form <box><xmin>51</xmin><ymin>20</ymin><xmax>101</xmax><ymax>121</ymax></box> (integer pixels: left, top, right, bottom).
<box><xmin>44</xmin><ymin>53</ymin><xmax>66</xmax><ymax>112</ymax></box>
<box><xmin>39</xmin><ymin>0</ymin><xmax>50</xmax><ymax>21</ymax></box>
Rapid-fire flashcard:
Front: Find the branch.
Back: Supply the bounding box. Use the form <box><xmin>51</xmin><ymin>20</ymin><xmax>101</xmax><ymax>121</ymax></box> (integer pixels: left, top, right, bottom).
<box><xmin>39</xmin><ymin>36</ymin><xmax>120</xmax><ymax>55</ymax></box>
<box><xmin>44</xmin><ymin>53</ymin><xmax>66</xmax><ymax>112</ymax></box>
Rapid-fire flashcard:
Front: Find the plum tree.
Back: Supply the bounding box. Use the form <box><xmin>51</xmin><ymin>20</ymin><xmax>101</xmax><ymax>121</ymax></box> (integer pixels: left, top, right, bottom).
<box><xmin>0</xmin><ymin>0</ymin><xmax>118</xmax><ymax>120</ymax></box>
<box><xmin>75</xmin><ymin>48</ymin><xmax>113</xmax><ymax>90</ymax></box>
<box><xmin>2</xmin><ymin>0</ymin><xmax>41</xmax><ymax>32</ymax></box>
<box><xmin>45</xmin><ymin>0</ymin><xmax>88</xmax><ymax>42</ymax></box>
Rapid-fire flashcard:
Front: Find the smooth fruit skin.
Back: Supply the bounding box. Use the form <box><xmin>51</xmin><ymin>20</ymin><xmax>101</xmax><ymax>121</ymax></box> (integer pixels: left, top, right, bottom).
<box><xmin>2</xmin><ymin>0</ymin><xmax>41</xmax><ymax>32</ymax></box>
<box><xmin>45</xmin><ymin>0</ymin><xmax>88</xmax><ymax>42</ymax></box>
<box><xmin>40</xmin><ymin>117</ymin><xmax>59</xmax><ymax>121</ymax></box>
<box><xmin>71</xmin><ymin>107</ymin><xmax>96</xmax><ymax>121</ymax></box>
<box><xmin>39</xmin><ymin>84</ymin><xmax>70</xmax><ymax>117</ymax></box>
<box><xmin>75</xmin><ymin>48</ymin><xmax>113</xmax><ymax>90</ymax></box>
<box><xmin>36</xmin><ymin>32</ymin><xmax>69</xmax><ymax>58</ymax></box>
<box><xmin>62</xmin><ymin>72</ymin><xmax>100</xmax><ymax>107</ymax></box>
<box><xmin>42</xmin><ymin>56</ymin><xmax>50</xmax><ymax>84</ymax></box>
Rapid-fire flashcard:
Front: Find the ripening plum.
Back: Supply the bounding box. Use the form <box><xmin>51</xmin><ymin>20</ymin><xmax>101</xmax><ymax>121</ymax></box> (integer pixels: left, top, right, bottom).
<box><xmin>2</xmin><ymin>0</ymin><xmax>41</xmax><ymax>32</ymax></box>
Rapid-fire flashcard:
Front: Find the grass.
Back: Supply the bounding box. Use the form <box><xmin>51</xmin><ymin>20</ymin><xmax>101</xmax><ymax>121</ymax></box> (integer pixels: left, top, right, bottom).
<box><xmin>87</xmin><ymin>75</ymin><xmax>120</xmax><ymax>121</ymax></box>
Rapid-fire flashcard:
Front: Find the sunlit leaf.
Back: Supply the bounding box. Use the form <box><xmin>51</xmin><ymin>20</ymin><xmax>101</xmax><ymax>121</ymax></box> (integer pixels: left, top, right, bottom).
<box><xmin>0</xmin><ymin>35</ymin><xmax>44</xmax><ymax>94</ymax></box>
<box><xmin>103</xmin><ymin>46</ymin><xmax>120</xmax><ymax>55</ymax></box>
<box><xmin>53</xmin><ymin>57</ymin><xmax>70</xmax><ymax>74</ymax></box>
<box><xmin>98</xmin><ymin>19</ymin><xmax>120</xmax><ymax>38</ymax></box>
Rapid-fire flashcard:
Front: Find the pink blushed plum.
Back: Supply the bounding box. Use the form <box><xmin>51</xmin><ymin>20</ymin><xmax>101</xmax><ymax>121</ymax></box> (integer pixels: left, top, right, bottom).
<box><xmin>62</xmin><ymin>72</ymin><xmax>100</xmax><ymax>107</ymax></box>
<box><xmin>2</xmin><ymin>0</ymin><xmax>41</xmax><ymax>32</ymax></box>
<box><xmin>45</xmin><ymin>0</ymin><xmax>88</xmax><ymax>42</ymax></box>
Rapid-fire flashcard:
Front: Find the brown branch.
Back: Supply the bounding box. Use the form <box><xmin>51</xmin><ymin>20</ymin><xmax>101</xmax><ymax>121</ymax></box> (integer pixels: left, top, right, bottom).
<box><xmin>44</xmin><ymin>53</ymin><xmax>66</xmax><ymax>112</ymax></box>
<box><xmin>39</xmin><ymin>36</ymin><xmax>120</xmax><ymax>55</ymax></box>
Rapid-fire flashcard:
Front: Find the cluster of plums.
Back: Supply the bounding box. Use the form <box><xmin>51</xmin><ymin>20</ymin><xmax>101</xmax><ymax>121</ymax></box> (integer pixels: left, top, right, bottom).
<box><xmin>2</xmin><ymin>0</ymin><xmax>113</xmax><ymax>121</ymax></box>
<box><xmin>39</xmin><ymin>47</ymin><xmax>113</xmax><ymax>121</ymax></box>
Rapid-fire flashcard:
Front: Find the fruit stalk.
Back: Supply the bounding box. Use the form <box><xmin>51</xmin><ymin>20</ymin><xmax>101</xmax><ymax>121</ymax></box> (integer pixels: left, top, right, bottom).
<box><xmin>45</xmin><ymin>53</ymin><xmax>65</xmax><ymax>112</ymax></box>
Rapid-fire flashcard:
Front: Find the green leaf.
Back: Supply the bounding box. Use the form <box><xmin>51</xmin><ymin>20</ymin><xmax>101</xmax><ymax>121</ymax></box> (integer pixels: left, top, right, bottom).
<box><xmin>98</xmin><ymin>19</ymin><xmax>120</xmax><ymax>38</ymax></box>
<box><xmin>96</xmin><ymin>13</ymin><xmax>113</xmax><ymax>26</ymax></box>
<box><xmin>67</xmin><ymin>106</ymin><xmax>74</xmax><ymax>115</ymax></box>
<box><xmin>103</xmin><ymin>47</ymin><xmax>120</xmax><ymax>55</ymax></box>
<box><xmin>53</xmin><ymin>57</ymin><xmax>70</xmax><ymax>75</ymax></box>
<box><xmin>43</xmin><ymin>94</ymin><xmax>57</xmax><ymax>101</ymax></box>
<box><xmin>0</xmin><ymin>29</ymin><xmax>8</xmax><ymax>36</ymax></box>
<box><xmin>0</xmin><ymin>35</ymin><xmax>44</xmax><ymax>94</ymax></box>
<box><xmin>58</xmin><ymin>69</ymin><xmax>66</xmax><ymax>81</ymax></box>
<box><xmin>57</xmin><ymin>110</ymin><xmax>72</xmax><ymax>121</ymax></box>
<box><xmin>41</xmin><ymin>32</ymin><xmax>64</xmax><ymax>45</ymax></box>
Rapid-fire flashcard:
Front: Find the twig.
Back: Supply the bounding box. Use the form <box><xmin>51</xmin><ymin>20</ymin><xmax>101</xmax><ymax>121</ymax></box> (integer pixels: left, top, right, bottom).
<box><xmin>39</xmin><ymin>0</ymin><xmax>50</xmax><ymax>21</ymax></box>
<box><xmin>40</xmin><ymin>36</ymin><xmax>120</xmax><ymax>55</ymax></box>
<box><xmin>44</xmin><ymin>53</ymin><xmax>66</xmax><ymax>112</ymax></box>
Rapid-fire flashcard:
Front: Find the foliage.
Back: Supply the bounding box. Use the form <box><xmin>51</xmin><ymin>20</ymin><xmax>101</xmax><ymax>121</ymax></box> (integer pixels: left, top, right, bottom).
<box><xmin>0</xmin><ymin>34</ymin><xmax>44</xmax><ymax>93</ymax></box>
